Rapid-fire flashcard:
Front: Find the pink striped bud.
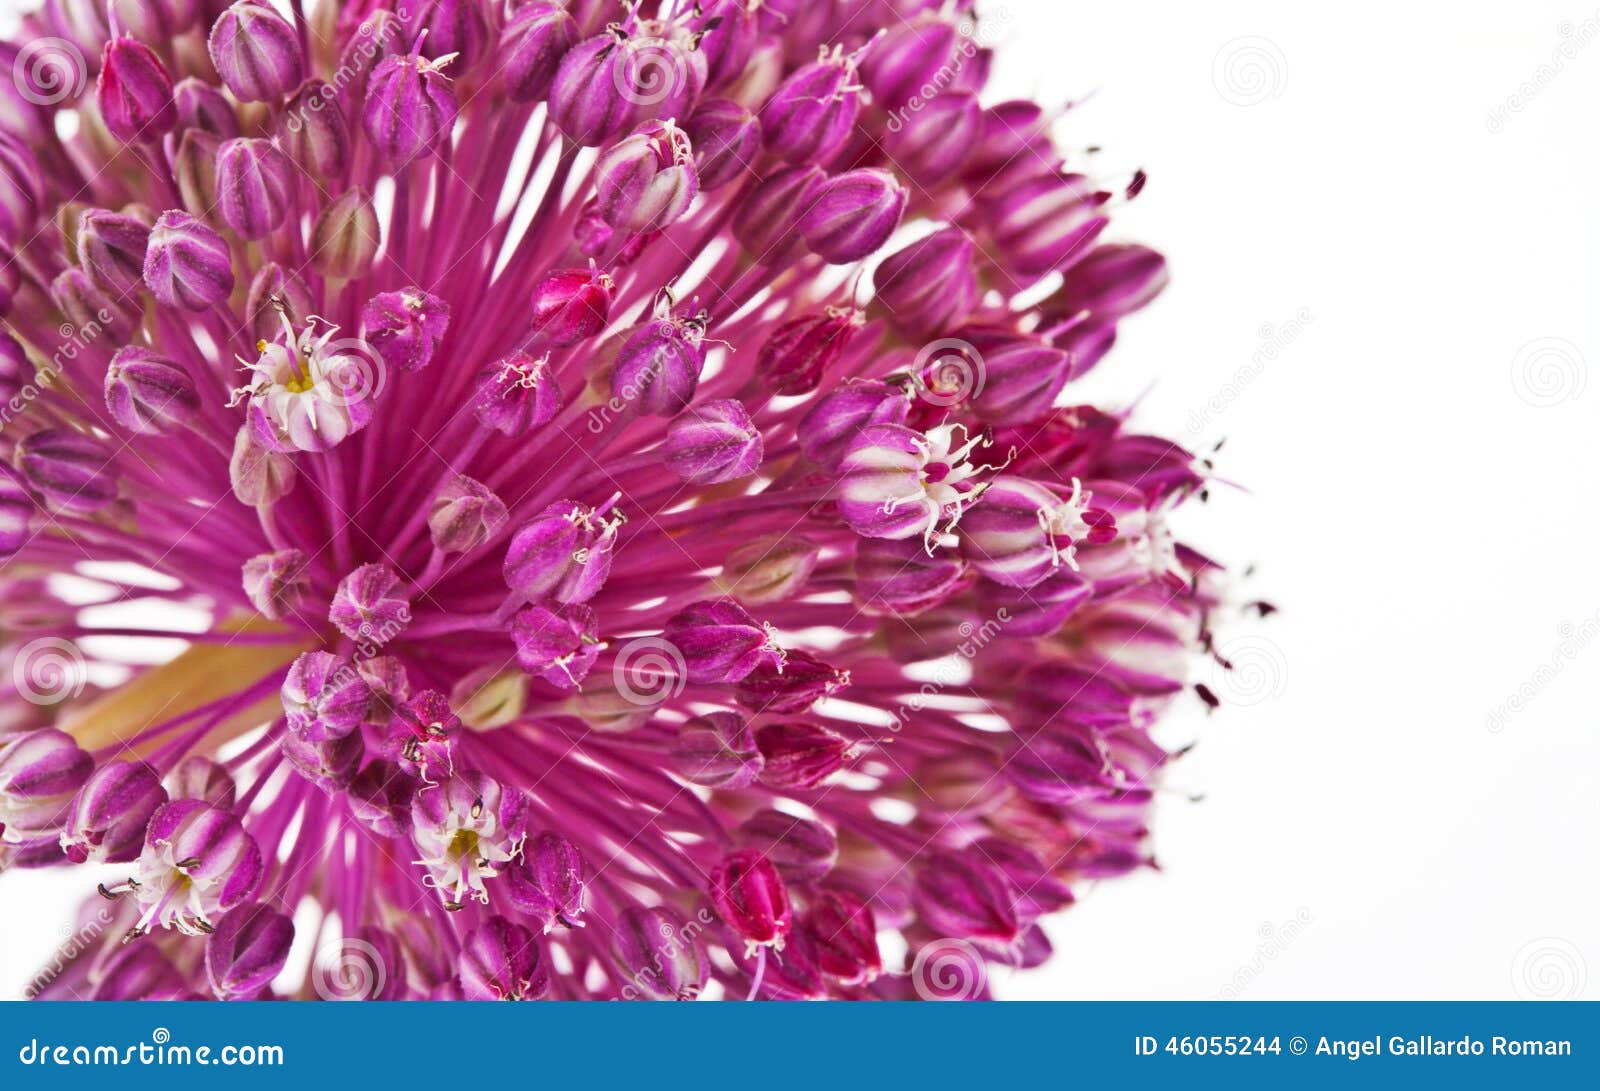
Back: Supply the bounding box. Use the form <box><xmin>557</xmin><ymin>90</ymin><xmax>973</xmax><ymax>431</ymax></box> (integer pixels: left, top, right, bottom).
<box><xmin>960</xmin><ymin>475</ymin><xmax>1114</xmax><ymax>588</ymax></box>
<box><xmin>886</xmin><ymin>90</ymin><xmax>981</xmax><ymax>186</ymax></box>
<box><xmin>755</xmin><ymin>720</ymin><xmax>859</xmax><ymax>790</ymax></box>
<box><xmin>759</xmin><ymin>50</ymin><xmax>862</xmax><ymax>163</ymax></box>
<box><xmin>968</xmin><ymin>337</ymin><xmax>1074</xmax><ymax>425</ymax></box>
<box><xmin>241</xmin><ymin>548</ymin><xmax>310</xmax><ymax>621</ymax></box>
<box><xmin>610</xmin><ymin>307</ymin><xmax>708</xmax><ymax>417</ymax></box>
<box><xmin>594</xmin><ymin>121</ymin><xmax>699</xmax><ymax>234</ymax></box>
<box><xmin>735</xmin><ymin>648</ymin><xmax>849</xmax><ymax>714</ymax></box>
<box><xmin>873</xmin><ymin>226</ymin><xmax>977</xmax><ymax>339</ymax></box>
<box><xmin>363</xmin><ymin>53</ymin><xmax>459</xmax><ymax>162</ymax></box>
<box><xmin>0</xmin><ymin>136</ymin><xmax>42</xmax><ymax>248</ymax></box>
<box><xmin>60</xmin><ymin>760</ymin><xmax>165</xmax><ymax>865</ymax></box>
<box><xmin>361</xmin><ymin>286</ymin><xmax>450</xmax><ymax>372</ymax></box>
<box><xmin>173</xmin><ymin>77</ymin><xmax>240</xmax><ymax>139</ymax></box>
<box><xmin>854</xmin><ymin>535</ymin><xmax>970</xmax><ymax>616</ymax></box>
<box><xmin>914</xmin><ymin>849</ymin><xmax>1023</xmax><ymax>946</ymax></box>
<box><xmin>501</xmin><ymin>3</ymin><xmax>578</xmax><ymax>102</ymax></box>
<box><xmin>0</xmin><ymin>728</ymin><xmax>92</xmax><ymax>843</ymax></box>
<box><xmin>985</xmin><ymin>171</ymin><xmax>1109</xmax><ymax>279</ymax></box>
<box><xmin>245</xmin><ymin>262</ymin><xmax>312</xmax><ymax>341</ymax></box>
<box><xmin>798</xmin><ymin>168</ymin><xmax>907</xmax><ymax>264</ymax></box>
<box><xmin>978</xmin><ymin>565</ymin><xmax>1091</xmax><ymax>637</ymax></box>
<box><xmin>669</xmin><ymin>711</ymin><xmax>761</xmax><ymax>789</ymax></box>
<box><xmin>206</xmin><ymin>902</ymin><xmax>293</xmax><ymax>999</ymax></box>
<box><xmin>860</xmin><ymin>16</ymin><xmax>961</xmax><ymax>112</ymax></box>
<box><xmin>282</xmin><ymin>651</ymin><xmax>371</xmax><ymax>742</ymax></box>
<box><xmin>529</xmin><ymin>266</ymin><xmax>612</xmax><ymax>346</ymax></box>
<box><xmin>429</xmin><ymin>475</ymin><xmax>507</xmax><ymax>554</ymax></box>
<box><xmin>756</xmin><ymin>307</ymin><xmax>863</xmax><ymax>396</ymax></box>
<box><xmin>503</xmin><ymin>498</ymin><xmax>620</xmax><ymax>604</ymax></box>
<box><xmin>171</xmin><ymin>756</ymin><xmax>236</xmax><ymax>810</ymax></box>
<box><xmin>693</xmin><ymin>0</ymin><xmax>758</xmax><ymax>91</ymax></box>
<box><xmin>511</xmin><ymin>601</ymin><xmax>601</xmax><ymax>689</ymax></box>
<box><xmin>460</xmin><ymin>916</ymin><xmax>548</xmax><ymax>1000</ymax></box>
<box><xmin>798</xmin><ymin>379</ymin><xmax>910</xmax><ymax>470</ymax></box>
<box><xmin>144</xmin><ymin>210</ymin><xmax>234</xmax><ymax>310</ymax></box>
<box><xmin>683</xmin><ymin>99</ymin><xmax>761</xmax><ymax>192</ymax></box>
<box><xmin>664</xmin><ymin>598</ymin><xmax>782</xmax><ymax>684</ymax></box>
<box><xmin>229</xmin><ymin>426</ymin><xmax>296</xmax><ymax>506</ymax></box>
<box><xmin>280</xmin><ymin>80</ymin><xmax>349</xmax><ymax>175</ymax></box>
<box><xmin>547</xmin><ymin>33</ymin><xmax>635</xmax><ymax>146</ymax></box>
<box><xmin>805</xmin><ymin>888</ymin><xmax>881</xmax><ymax>985</ymax></box>
<box><xmin>282</xmin><ymin>721</ymin><xmax>363</xmax><ymax>793</ymax></box>
<box><xmin>97</xmin><ymin>36</ymin><xmax>176</xmax><ymax>142</ymax></box>
<box><xmin>409</xmin><ymin>0</ymin><xmax>494</xmax><ymax>70</ymax></box>
<box><xmin>330</xmin><ymin>563</ymin><xmax>411</xmax><ymax>646</ymax></box>
<box><xmin>104</xmin><ymin>346</ymin><xmax>200</xmax><ymax>434</ymax></box>
<box><xmin>50</xmin><ymin>267</ymin><xmax>135</xmax><ymax>339</ymax></box>
<box><xmin>732</xmin><ymin>164</ymin><xmax>823</xmax><ymax>264</ymax></box>
<box><xmin>709</xmin><ymin>848</ymin><xmax>792</xmax><ymax>952</ymax></box>
<box><xmin>1054</xmin><ymin>243</ymin><xmax>1170</xmax><ymax>322</ymax></box>
<box><xmin>311</xmin><ymin>186</ymin><xmax>380</xmax><ymax>279</ymax></box>
<box><xmin>208</xmin><ymin>1</ymin><xmax>305</xmax><ymax>102</ymax></box>
<box><xmin>736</xmin><ymin>808</ymin><xmax>838</xmax><ymax>883</ymax></box>
<box><xmin>662</xmin><ymin>399</ymin><xmax>763</xmax><ymax>484</ymax></box>
<box><xmin>15</xmin><ymin>427</ymin><xmax>117</xmax><ymax>512</ymax></box>
<box><xmin>613</xmin><ymin>905</ymin><xmax>708</xmax><ymax>1000</ymax></box>
<box><xmin>77</xmin><ymin>208</ymin><xmax>150</xmax><ymax>294</ymax></box>
<box><xmin>473</xmin><ymin>350</ymin><xmax>562</xmax><ymax>435</ymax></box>
<box><xmin>505</xmin><ymin>830</ymin><xmax>585</xmax><ymax>930</ymax></box>
<box><xmin>0</xmin><ymin>469</ymin><xmax>34</xmax><ymax>559</ymax></box>
<box><xmin>216</xmin><ymin>137</ymin><xmax>293</xmax><ymax>239</ymax></box>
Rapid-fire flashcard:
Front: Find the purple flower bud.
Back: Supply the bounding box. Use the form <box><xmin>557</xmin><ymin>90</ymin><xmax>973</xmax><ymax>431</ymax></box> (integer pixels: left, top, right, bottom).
<box><xmin>96</xmin><ymin>36</ymin><xmax>176</xmax><ymax>142</ymax></box>
<box><xmin>473</xmin><ymin>350</ymin><xmax>562</xmax><ymax>435</ymax></box>
<box><xmin>710</xmin><ymin>848</ymin><xmax>792</xmax><ymax>951</ymax></box>
<box><xmin>132</xmin><ymin>800</ymin><xmax>264</xmax><ymax>934</ymax></box>
<box><xmin>388</xmin><ymin>688</ymin><xmax>461</xmax><ymax>783</ymax></box>
<box><xmin>0</xmin><ymin>136</ymin><xmax>42</xmax><ymax>248</ymax></box>
<box><xmin>329</xmin><ymin>563</ymin><xmax>411</xmax><ymax>646</ymax></box>
<box><xmin>311</xmin><ymin>186</ymin><xmax>380</xmax><ymax>279</ymax></box>
<box><xmin>0</xmin><ymin>727</ymin><xmax>92</xmax><ymax>843</ymax></box>
<box><xmin>281</xmin><ymin>724</ymin><xmax>363</xmax><ymax>792</ymax></box>
<box><xmin>860</xmin><ymin>16</ymin><xmax>961</xmax><ymax>111</ymax></box>
<box><xmin>429</xmin><ymin>474</ymin><xmax>507</xmax><ymax>554</ymax></box>
<box><xmin>1014</xmin><ymin>660</ymin><xmax>1136</xmax><ymax>732</ymax></box>
<box><xmin>409</xmin><ymin>0</ymin><xmax>494</xmax><ymax>70</ymax></box>
<box><xmin>279</xmin><ymin>80</ymin><xmax>348</xmax><ymax>175</ymax></box>
<box><xmin>976</xmin><ymin>836</ymin><xmax>1076</xmax><ymax>919</ymax></box>
<box><xmin>756</xmin><ymin>307</ymin><xmax>863</xmax><ymax>396</ymax></box>
<box><xmin>208</xmin><ymin>1</ymin><xmax>305</xmax><ymax>103</ymax></box>
<box><xmin>978</xmin><ymin>564</ymin><xmax>1091</xmax><ymax>637</ymax></box>
<box><xmin>1054</xmin><ymin>243</ymin><xmax>1169</xmax><ymax>322</ymax></box>
<box><xmin>547</xmin><ymin>33</ymin><xmax>634</xmax><ymax>146</ymax></box>
<box><xmin>50</xmin><ymin>267</ymin><xmax>134</xmax><ymax>340</ymax></box>
<box><xmin>798</xmin><ymin>168</ymin><xmax>907</xmax><ymax>264</ymax></box>
<box><xmin>505</xmin><ymin>830</ymin><xmax>585</xmax><ymax>930</ymax></box>
<box><xmin>90</xmin><ymin>944</ymin><xmax>187</xmax><ymax>1001</ymax></box>
<box><xmin>732</xmin><ymin>164</ymin><xmax>823</xmax><ymax>263</ymax></box>
<box><xmin>755</xmin><ymin>720</ymin><xmax>859</xmax><ymax>790</ymax></box>
<box><xmin>363</xmin><ymin>53</ymin><xmax>459</xmax><ymax>162</ymax></box>
<box><xmin>173</xmin><ymin>77</ymin><xmax>240</xmax><ymax>139</ymax></box>
<box><xmin>143</xmin><ymin>210</ymin><xmax>234</xmax><ymax>310</ymax></box>
<box><xmin>501</xmin><ymin>2</ymin><xmax>577</xmax><ymax>102</ymax></box>
<box><xmin>797</xmin><ymin>379</ymin><xmax>910</xmax><ymax>470</ymax></box>
<box><xmin>361</xmin><ymin>287</ymin><xmax>450</xmax><ymax>373</ymax></box>
<box><xmin>410</xmin><ymin>770</ymin><xmax>526</xmax><ymax>907</ymax></box>
<box><xmin>759</xmin><ymin>51</ymin><xmax>862</xmax><ymax>163</ymax></box>
<box><xmin>206</xmin><ymin>901</ymin><xmax>294</xmax><ymax>999</ymax></box>
<box><xmin>854</xmin><ymin>535</ymin><xmax>970</xmax><ymax>616</ymax></box>
<box><xmin>886</xmin><ymin>90</ymin><xmax>981</xmax><ymax>186</ymax></box>
<box><xmin>241</xmin><ymin>548</ymin><xmax>310</xmax><ymax>621</ymax></box>
<box><xmin>962</xmin><ymin>100</ymin><xmax>1052</xmax><ymax>190</ymax></box>
<box><xmin>76</xmin><ymin>208</ymin><xmax>150</xmax><ymax>294</ymax></box>
<box><xmin>529</xmin><ymin>266</ymin><xmax>612</xmax><ymax>346</ymax></box>
<box><xmin>15</xmin><ymin>428</ymin><xmax>117</xmax><ymax>512</ymax></box>
<box><xmin>510</xmin><ymin>601</ymin><xmax>600</xmax><ymax>689</ymax></box>
<box><xmin>961</xmin><ymin>475</ymin><xmax>1113</xmax><ymax>588</ymax></box>
<box><xmin>358</xmin><ymin>656</ymin><xmax>412</xmax><ymax>725</ymax></box>
<box><xmin>985</xmin><ymin>172</ymin><xmax>1108</xmax><ymax>280</ymax></box>
<box><xmin>613</xmin><ymin>905</ymin><xmax>708</xmax><ymax>1000</ymax></box>
<box><xmin>737</xmin><ymin>808</ymin><xmax>838</xmax><ymax>883</ymax></box>
<box><xmin>229</xmin><ymin>426</ymin><xmax>296</xmax><ymax>506</ymax></box>
<box><xmin>0</xmin><ymin>469</ymin><xmax>35</xmax><ymax>559</ymax></box>
<box><xmin>735</xmin><ymin>648</ymin><xmax>849</xmax><ymax>715</ymax></box>
<box><xmin>174</xmin><ymin>130</ymin><xmax>221</xmax><ymax>217</ymax></box>
<box><xmin>968</xmin><ymin>337</ymin><xmax>1073</xmax><ymax>425</ymax></box>
<box><xmin>216</xmin><ymin>137</ymin><xmax>294</xmax><ymax>239</ymax></box>
<box><xmin>245</xmin><ymin>261</ymin><xmax>312</xmax><ymax>341</ymax></box>
<box><xmin>610</xmin><ymin>310</ymin><xmax>708</xmax><ymax>417</ymax></box>
<box><xmin>693</xmin><ymin>0</ymin><xmax>759</xmax><ymax>91</ymax></box>
<box><xmin>683</xmin><ymin>99</ymin><xmax>761</xmax><ymax>192</ymax></box>
<box><xmin>669</xmin><ymin>711</ymin><xmax>761</xmax><ymax>788</ymax></box>
<box><xmin>594</xmin><ymin>121</ymin><xmax>699</xmax><ymax>234</ymax></box>
<box><xmin>170</xmin><ymin>756</ymin><xmax>236</xmax><ymax>810</ymax></box>
<box><xmin>460</xmin><ymin>916</ymin><xmax>548</xmax><ymax>1000</ymax></box>
<box><xmin>282</xmin><ymin>651</ymin><xmax>371</xmax><ymax>741</ymax></box>
<box><xmin>346</xmin><ymin>761</ymin><xmax>414</xmax><ymax>838</ymax></box>
<box><xmin>663</xmin><ymin>598</ymin><xmax>781</xmax><ymax>684</ymax></box>
<box><xmin>914</xmin><ymin>849</ymin><xmax>1023</xmax><ymax>947</ymax></box>
<box><xmin>104</xmin><ymin>346</ymin><xmax>200</xmax><ymax>434</ymax></box>
<box><xmin>503</xmin><ymin>498</ymin><xmax>620</xmax><ymax>604</ymax></box>
<box><xmin>805</xmin><ymin>889</ymin><xmax>880</xmax><ymax>985</ymax></box>
<box><xmin>873</xmin><ymin>226</ymin><xmax>977</xmax><ymax>338</ymax></box>
<box><xmin>662</xmin><ymin>399</ymin><xmax>763</xmax><ymax>485</ymax></box>
<box><xmin>717</xmin><ymin>533</ymin><xmax>820</xmax><ymax>605</ymax></box>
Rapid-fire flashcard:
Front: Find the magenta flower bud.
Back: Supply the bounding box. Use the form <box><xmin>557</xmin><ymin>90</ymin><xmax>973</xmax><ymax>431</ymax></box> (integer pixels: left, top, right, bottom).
<box><xmin>504</xmin><ymin>830</ymin><xmax>585</xmax><ymax>930</ymax></box>
<box><xmin>985</xmin><ymin>172</ymin><xmax>1108</xmax><ymax>280</ymax></box>
<box><xmin>346</xmin><ymin>761</ymin><xmax>414</xmax><ymax>838</ymax></box>
<box><xmin>759</xmin><ymin>51</ymin><xmax>862</xmax><ymax>163</ymax></box>
<box><xmin>692</xmin><ymin>0</ymin><xmax>758</xmax><ymax>91</ymax></box>
<box><xmin>669</xmin><ymin>711</ymin><xmax>761</xmax><ymax>789</ymax></box>
<box><xmin>732</xmin><ymin>164</ymin><xmax>823</xmax><ymax>263</ymax></box>
<box><xmin>96</xmin><ymin>36</ymin><xmax>176</xmax><ymax>143</ymax></box>
<box><xmin>388</xmin><ymin>688</ymin><xmax>461</xmax><ymax>783</ymax></box>
<box><xmin>663</xmin><ymin>598</ymin><xmax>781</xmax><ymax>685</ymax></box>
<box><xmin>736</xmin><ymin>808</ymin><xmax>838</xmax><ymax>883</ymax></box>
<box><xmin>410</xmin><ymin>770</ymin><xmax>527</xmax><ymax>907</ymax></box>
<box><xmin>755</xmin><ymin>720</ymin><xmax>858</xmax><ymax>790</ymax></box>
<box><xmin>280</xmin><ymin>80</ymin><xmax>348</xmax><ymax>176</ymax></box>
<box><xmin>914</xmin><ymin>849</ymin><xmax>1023</xmax><ymax>947</ymax></box>
<box><xmin>282</xmin><ymin>651</ymin><xmax>371</xmax><ymax>742</ymax></box>
<box><xmin>873</xmin><ymin>226</ymin><xmax>978</xmax><ymax>338</ymax></box>
<box><xmin>229</xmin><ymin>426</ymin><xmax>296</xmax><ymax>506</ymax></box>
<box><xmin>756</xmin><ymin>307</ymin><xmax>863</xmax><ymax>396</ymax></box>
<box><xmin>611</xmin><ymin>309</ymin><xmax>708</xmax><ymax>417</ymax></box>
<box><xmin>245</xmin><ymin>262</ymin><xmax>312</xmax><ymax>341</ymax></box>
<box><xmin>683</xmin><ymin>99</ymin><xmax>761</xmax><ymax>192</ymax></box>
<box><xmin>979</xmin><ymin>565</ymin><xmax>1091</xmax><ymax>637</ymax></box>
<box><xmin>90</xmin><ymin>944</ymin><xmax>187</xmax><ymax>1001</ymax></box>
<box><xmin>0</xmin><ymin>332</ymin><xmax>22</xmax><ymax>399</ymax></box>
<box><xmin>329</xmin><ymin>563</ymin><xmax>411</xmax><ymax>646</ymax></box>
<box><xmin>860</xmin><ymin>16</ymin><xmax>960</xmax><ymax>112</ymax></box>
<box><xmin>474</xmin><ymin>350</ymin><xmax>562</xmax><ymax>435</ymax></box>
<box><xmin>206</xmin><ymin>901</ymin><xmax>294</xmax><ymax>999</ymax></box>
<box><xmin>501</xmin><ymin>2</ymin><xmax>577</xmax><ymax>102</ymax></box>
<box><xmin>216</xmin><ymin>137</ymin><xmax>294</xmax><ymax>240</ymax></box>
<box><xmin>1055</xmin><ymin>243</ymin><xmax>1170</xmax><ymax>322</ymax></box>
<box><xmin>409</xmin><ymin>0</ymin><xmax>494</xmax><ymax>70</ymax></box>
<box><xmin>804</xmin><ymin>889</ymin><xmax>880</xmax><ymax>985</ymax></box>
<box><xmin>511</xmin><ymin>601</ymin><xmax>600</xmax><ymax>689</ymax></box>
<box><xmin>174</xmin><ymin>130</ymin><xmax>221</xmax><ymax>217</ymax></box>
<box><xmin>736</xmin><ymin>648</ymin><xmax>849</xmax><ymax>714</ymax></box>
<box><xmin>594</xmin><ymin>121</ymin><xmax>699</xmax><ymax>234</ymax></box>
<box><xmin>718</xmin><ymin>533</ymin><xmax>820</xmax><ymax>604</ymax></box>
<box><xmin>132</xmin><ymin>800</ymin><xmax>265</xmax><ymax>934</ymax></box>
<box><xmin>1015</xmin><ymin>660</ymin><xmax>1135</xmax><ymax>732</ymax></box>
<box><xmin>503</xmin><ymin>498</ymin><xmax>620</xmax><ymax>604</ymax></box>
<box><xmin>0</xmin><ymin>470</ymin><xmax>35</xmax><ymax>559</ymax></box>
<box><xmin>361</xmin><ymin>287</ymin><xmax>450</xmax><ymax>373</ymax></box>
<box><xmin>798</xmin><ymin>168</ymin><xmax>907</xmax><ymax>264</ymax></box>
<box><xmin>429</xmin><ymin>474</ymin><xmax>507</xmax><ymax>554</ymax></box>
<box><xmin>547</xmin><ymin>33</ymin><xmax>635</xmax><ymax>146</ymax></box>
<box><xmin>173</xmin><ymin>77</ymin><xmax>240</xmax><ymax>139</ymax></box>
<box><xmin>529</xmin><ymin>266</ymin><xmax>612</xmax><ymax>346</ymax></box>
<box><xmin>662</xmin><ymin>399</ymin><xmax>763</xmax><ymax>485</ymax></box>
<box><xmin>961</xmin><ymin>475</ymin><xmax>1113</xmax><ymax>588</ymax></box>
<box><xmin>363</xmin><ymin>52</ymin><xmax>459</xmax><ymax>162</ymax></box>
<box><xmin>15</xmin><ymin>428</ymin><xmax>117</xmax><ymax>513</ymax></box>
<box><xmin>241</xmin><ymin>548</ymin><xmax>310</xmax><ymax>621</ymax></box>
<box><xmin>709</xmin><ymin>848</ymin><xmax>792</xmax><ymax>952</ymax></box>
<box><xmin>207</xmin><ymin>1</ymin><xmax>305</xmax><ymax>103</ymax></box>
<box><xmin>358</xmin><ymin>656</ymin><xmax>412</xmax><ymax>726</ymax></box>
<box><xmin>144</xmin><ymin>210</ymin><xmax>234</xmax><ymax>310</ymax></box>
<box><xmin>460</xmin><ymin>916</ymin><xmax>548</xmax><ymax>1000</ymax></box>
<box><xmin>0</xmin><ymin>727</ymin><xmax>92</xmax><ymax>842</ymax></box>
<box><xmin>613</xmin><ymin>905</ymin><xmax>708</xmax><ymax>1000</ymax></box>
<box><xmin>836</xmin><ymin>421</ymin><xmax>991</xmax><ymax>544</ymax></box>
<box><xmin>0</xmin><ymin>136</ymin><xmax>42</xmax><ymax>248</ymax></box>
<box><xmin>281</xmin><ymin>724</ymin><xmax>363</xmax><ymax>792</ymax></box>
<box><xmin>171</xmin><ymin>756</ymin><xmax>236</xmax><ymax>811</ymax></box>
<box><xmin>854</xmin><ymin>535</ymin><xmax>970</xmax><ymax>616</ymax></box>
<box><xmin>311</xmin><ymin>186</ymin><xmax>380</xmax><ymax>279</ymax></box>
<box><xmin>963</xmin><ymin>100</ymin><xmax>1052</xmax><ymax>189</ymax></box>
<box><xmin>886</xmin><ymin>90</ymin><xmax>981</xmax><ymax>186</ymax></box>
<box><xmin>969</xmin><ymin>338</ymin><xmax>1074</xmax><ymax>425</ymax></box>
<box><xmin>104</xmin><ymin>346</ymin><xmax>200</xmax><ymax>435</ymax></box>
<box><xmin>797</xmin><ymin>379</ymin><xmax>910</xmax><ymax>470</ymax></box>
<box><xmin>76</xmin><ymin>208</ymin><xmax>150</xmax><ymax>294</ymax></box>
<box><xmin>976</xmin><ymin>836</ymin><xmax>1076</xmax><ymax>919</ymax></box>
<box><xmin>50</xmin><ymin>267</ymin><xmax>134</xmax><ymax>341</ymax></box>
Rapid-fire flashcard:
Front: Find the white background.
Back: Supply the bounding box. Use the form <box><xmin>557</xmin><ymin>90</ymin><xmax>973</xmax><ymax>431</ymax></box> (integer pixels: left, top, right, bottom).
<box><xmin>3</xmin><ymin>0</ymin><xmax>1598</xmax><ymax>1000</ymax></box>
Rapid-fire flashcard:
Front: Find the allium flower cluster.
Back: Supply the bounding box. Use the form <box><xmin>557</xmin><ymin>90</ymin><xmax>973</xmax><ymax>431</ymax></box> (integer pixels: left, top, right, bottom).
<box><xmin>0</xmin><ymin>0</ymin><xmax>1234</xmax><ymax>1001</ymax></box>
